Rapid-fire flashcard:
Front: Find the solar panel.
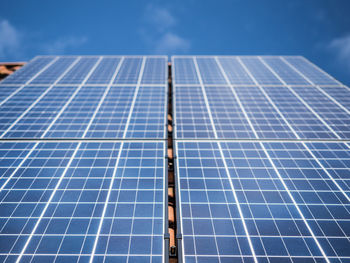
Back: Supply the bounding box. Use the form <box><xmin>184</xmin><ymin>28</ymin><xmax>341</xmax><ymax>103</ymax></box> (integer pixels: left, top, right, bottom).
<box><xmin>173</xmin><ymin>56</ymin><xmax>348</xmax><ymax>140</ymax></box>
<box><xmin>172</xmin><ymin>55</ymin><xmax>350</xmax><ymax>263</ymax></box>
<box><xmin>0</xmin><ymin>56</ymin><xmax>167</xmax><ymax>139</ymax></box>
<box><xmin>176</xmin><ymin>140</ymin><xmax>350</xmax><ymax>262</ymax></box>
<box><xmin>0</xmin><ymin>141</ymin><xmax>165</xmax><ymax>262</ymax></box>
<box><xmin>0</xmin><ymin>55</ymin><xmax>168</xmax><ymax>263</ymax></box>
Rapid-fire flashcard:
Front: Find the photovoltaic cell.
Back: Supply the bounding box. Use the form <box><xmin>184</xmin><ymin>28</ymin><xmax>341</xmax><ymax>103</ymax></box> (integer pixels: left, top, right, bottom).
<box><xmin>262</xmin><ymin>86</ymin><xmax>338</xmax><ymax>139</ymax></box>
<box><xmin>124</xmin><ymin>86</ymin><xmax>166</xmax><ymax>139</ymax></box>
<box><xmin>263</xmin><ymin>142</ymin><xmax>350</xmax><ymax>261</ymax></box>
<box><xmin>196</xmin><ymin>58</ymin><xmax>226</xmax><ymax>85</ymax></box>
<box><xmin>86</xmin><ymin>57</ymin><xmax>121</xmax><ymax>84</ymax></box>
<box><xmin>114</xmin><ymin>58</ymin><xmax>143</xmax><ymax>84</ymax></box>
<box><xmin>305</xmin><ymin>142</ymin><xmax>350</xmax><ymax>197</ymax></box>
<box><xmin>291</xmin><ymin>86</ymin><xmax>350</xmax><ymax>139</ymax></box>
<box><xmin>176</xmin><ymin>141</ymin><xmax>255</xmax><ymax>263</ymax></box>
<box><xmin>222</xmin><ymin>141</ymin><xmax>328</xmax><ymax>262</ymax></box>
<box><xmin>261</xmin><ymin>57</ymin><xmax>310</xmax><ymax>85</ymax></box>
<box><xmin>204</xmin><ymin>86</ymin><xmax>255</xmax><ymax>139</ymax></box>
<box><xmin>173</xmin><ymin>57</ymin><xmax>199</xmax><ymax>85</ymax></box>
<box><xmin>141</xmin><ymin>57</ymin><xmax>167</xmax><ymax>85</ymax></box>
<box><xmin>173</xmin><ymin>56</ymin><xmax>350</xmax><ymax>140</ymax></box>
<box><xmin>0</xmin><ymin>86</ymin><xmax>22</xmax><ymax>103</ymax></box>
<box><xmin>58</xmin><ymin>57</ymin><xmax>100</xmax><ymax>84</ymax></box>
<box><xmin>320</xmin><ymin>86</ymin><xmax>350</xmax><ymax>111</ymax></box>
<box><xmin>240</xmin><ymin>57</ymin><xmax>283</xmax><ymax>85</ymax></box>
<box><xmin>43</xmin><ymin>86</ymin><xmax>108</xmax><ymax>138</ymax></box>
<box><xmin>0</xmin><ymin>86</ymin><xmax>49</xmax><ymax>136</ymax></box>
<box><xmin>0</xmin><ymin>141</ymin><xmax>78</xmax><ymax>262</ymax></box>
<box><xmin>83</xmin><ymin>86</ymin><xmax>135</xmax><ymax>139</ymax></box>
<box><xmin>2</xmin><ymin>86</ymin><xmax>77</xmax><ymax>138</ymax></box>
<box><xmin>92</xmin><ymin>141</ymin><xmax>165</xmax><ymax>263</ymax></box>
<box><xmin>234</xmin><ymin>86</ymin><xmax>297</xmax><ymax>139</ymax></box>
<box><xmin>174</xmin><ymin>86</ymin><xmax>216</xmax><ymax>139</ymax></box>
<box><xmin>217</xmin><ymin>57</ymin><xmax>255</xmax><ymax>85</ymax></box>
<box><xmin>0</xmin><ymin>55</ymin><xmax>168</xmax><ymax>262</ymax></box>
<box><xmin>284</xmin><ymin>57</ymin><xmax>339</xmax><ymax>86</ymax></box>
<box><xmin>30</xmin><ymin>57</ymin><xmax>78</xmax><ymax>84</ymax></box>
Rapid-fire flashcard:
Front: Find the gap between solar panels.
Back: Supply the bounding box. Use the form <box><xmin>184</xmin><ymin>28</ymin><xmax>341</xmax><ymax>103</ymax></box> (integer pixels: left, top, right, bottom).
<box><xmin>167</xmin><ymin>61</ymin><xmax>182</xmax><ymax>263</ymax></box>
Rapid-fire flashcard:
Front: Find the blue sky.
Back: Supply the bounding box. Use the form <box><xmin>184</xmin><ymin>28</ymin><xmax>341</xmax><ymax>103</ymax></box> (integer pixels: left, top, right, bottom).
<box><xmin>1</xmin><ymin>0</ymin><xmax>350</xmax><ymax>85</ymax></box>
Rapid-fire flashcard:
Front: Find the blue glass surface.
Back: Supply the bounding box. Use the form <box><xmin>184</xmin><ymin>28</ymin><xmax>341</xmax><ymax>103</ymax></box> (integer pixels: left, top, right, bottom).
<box><xmin>0</xmin><ymin>141</ymin><xmax>165</xmax><ymax>262</ymax></box>
<box><xmin>177</xmin><ymin>141</ymin><xmax>350</xmax><ymax>262</ymax></box>
<box><xmin>1</xmin><ymin>55</ymin><xmax>350</xmax><ymax>262</ymax></box>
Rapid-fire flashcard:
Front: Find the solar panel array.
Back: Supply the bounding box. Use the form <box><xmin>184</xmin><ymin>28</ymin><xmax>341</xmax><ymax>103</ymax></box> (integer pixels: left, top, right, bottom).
<box><xmin>172</xmin><ymin>56</ymin><xmax>350</xmax><ymax>263</ymax></box>
<box><xmin>1</xmin><ymin>55</ymin><xmax>350</xmax><ymax>263</ymax></box>
<box><xmin>0</xmin><ymin>56</ymin><xmax>167</xmax><ymax>263</ymax></box>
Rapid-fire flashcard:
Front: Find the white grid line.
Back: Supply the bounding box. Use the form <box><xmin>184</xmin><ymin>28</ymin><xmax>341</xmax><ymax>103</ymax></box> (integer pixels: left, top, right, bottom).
<box><xmin>193</xmin><ymin>56</ymin><xmax>259</xmax><ymax>263</ymax></box>
<box><xmin>215</xmin><ymin>56</ymin><xmax>259</xmax><ymax>139</ymax></box>
<box><xmin>233</xmin><ymin>57</ymin><xmax>331</xmax><ymax>262</ymax></box>
<box><xmin>122</xmin><ymin>57</ymin><xmax>147</xmax><ymax>139</ymax></box>
<box><xmin>89</xmin><ymin>142</ymin><xmax>124</xmax><ymax>263</ymax></box>
<box><xmin>192</xmin><ymin>57</ymin><xmax>218</xmax><ymax>139</ymax></box>
<box><xmin>260</xmin><ymin>143</ymin><xmax>331</xmax><ymax>263</ymax></box>
<box><xmin>15</xmin><ymin>141</ymin><xmax>82</xmax><ymax>263</ymax></box>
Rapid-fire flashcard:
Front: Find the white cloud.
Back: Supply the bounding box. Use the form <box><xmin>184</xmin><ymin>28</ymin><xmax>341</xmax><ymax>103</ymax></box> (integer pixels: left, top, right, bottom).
<box><xmin>43</xmin><ymin>36</ymin><xmax>88</xmax><ymax>54</ymax></box>
<box><xmin>141</xmin><ymin>4</ymin><xmax>191</xmax><ymax>54</ymax></box>
<box><xmin>0</xmin><ymin>19</ymin><xmax>21</xmax><ymax>57</ymax></box>
<box><xmin>328</xmin><ymin>34</ymin><xmax>350</xmax><ymax>69</ymax></box>
<box><xmin>0</xmin><ymin>19</ymin><xmax>87</xmax><ymax>60</ymax></box>
<box><xmin>144</xmin><ymin>4</ymin><xmax>176</xmax><ymax>33</ymax></box>
<box><xmin>155</xmin><ymin>32</ymin><xmax>190</xmax><ymax>53</ymax></box>
<box><xmin>0</xmin><ymin>18</ymin><xmax>88</xmax><ymax>59</ymax></box>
